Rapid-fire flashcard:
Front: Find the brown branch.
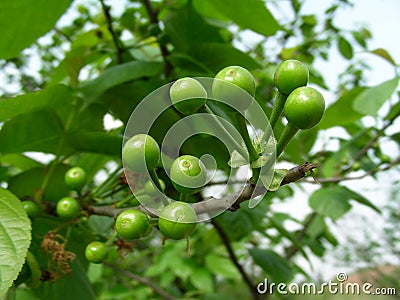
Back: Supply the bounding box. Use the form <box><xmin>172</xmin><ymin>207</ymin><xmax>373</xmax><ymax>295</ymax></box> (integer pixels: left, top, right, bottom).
<box><xmin>90</xmin><ymin>162</ymin><xmax>318</xmax><ymax>218</ymax></box>
<box><xmin>211</xmin><ymin>220</ymin><xmax>264</xmax><ymax>300</ymax></box>
<box><xmin>303</xmin><ymin>156</ymin><xmax>400</xmax><ymax>184</ymax></box>
<box><xmin>342</xmin><ymin>112</ymin><xmax>399</xmax><ymax>174</ymax></box>
<box><xmin>99</xmin><ymin>0</ymin><xmax>124</xmax><ymax>64</ymax></box>
<box><xmin>140</xmin><ymin>0</ymin><xmax>172</xmax><ymax>77</ymax></box>
<box><xmin>285</xmin><ymin>212</ymin><xmax>318</xmax><ymax>259</ymax></box>
<box><xmin>104</xmin><ymin>263</ymin><xmax>177</xmax><ymax>300</ymax></box>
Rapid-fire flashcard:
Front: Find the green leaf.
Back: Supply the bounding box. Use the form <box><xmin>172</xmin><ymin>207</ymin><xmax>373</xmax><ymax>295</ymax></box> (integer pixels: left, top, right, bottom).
<box><xmin>191</xmin><ymin>43</ymin><xmax>261</xmax><ymax>72</ymax></box>
<box><xmin>79</xmin><ymin>61</ymin><xmax>163</xmax><ymax>106</ymax></box>
<box><xmin>0</xmin><ymin>188</ymin><xmax>31</xmax><ymax>298</ymax></box>
<box><xmin>0</xmin><ymin>154</ymin><xmax>42</xmax><ymax>171</ymax></box>
<box><xmin>163</xmin><ymin>3</ymin><xmax>224</xmax><ymax>52</ymax></box>
<box><xmin>215</xmin><ymin>211</ymin><xmax>254</xmax><ymax>241</ymax></box>
<box><xmin>190</xmin><ymin>268</ymin><xmax>214</xmax><ymax>293</ymax></box>
<box><xmin>337</xmin><ymin>36</ymin><xmax>353</xmax><ymax>59</ymax></box>
<box><xmin>341</xmin><ymin>186</ymin><xmax>380</xmax><ymax>213</ymax></box>
<box><xmin>351</xmin><ymin>30</ymin><xmax>367</xmax><ymax>48</ymax></box>
<box><xmin>66</xmin><ymin>132</ymin><xmax>122</xmax><ymax>157</ymax></box>
<box><xmin>8</xmin><ymin>165</ymin><xmax>70</xmax><ymax>201</ymax></box>
<box><xmin>0</xmin><ymin>84</ymin><xmax>72</xmax><ymax>122</ymax></box>
<box><xmin>205</xmin><ymin>254</ymin><xmax>240</xmax><ymax>280</ymax></box>
<box><xmin>265</xmin><ymin>169</ymin><xmax>288</xmax><ymax>191</ymax></box>
<box><xmin>228</xmin><ymin>150</ymin><xmax>248</xmax><ymax>168</ymax></box>
<box><xmin>0</xmin><ymin>0</ymin><xmax>72</xmax><ymax>59</ymax></box>
<box><xmin>370</xmin><ymin>48</ymin><xmax>397</xmax><ymax>65</ymax></box>
<box><xmin>353</xmin><ymin>77</ymin><xmax>399</xmax><ymax>116</ymax></box>
<box><xmin>0</xmin><ymin>109</ymin><xmax>65</xmax><ymax>154</ymax></box>
<box><xmin>318</xmin><ymin>87</ymin><xmax>366</xmax><ymax>129</ymax></box>
<box><xmin>207</xmin><ymin>0</ymin><xmax>280</xmax><ymax>37</ymax></box>
<box><xmin>309</xmin><ymin>186</ymin><xmax>352</xmax><ymax>221</ymax></box>
<box><xmin>249</xmin><ymin>248</ymin><xmax>293</xmax><ymax>283</ymax></box>
<box><xmin>35</xmin><ymin>260</ymin><xmax>95</xmax><ymax>300</ymax></box>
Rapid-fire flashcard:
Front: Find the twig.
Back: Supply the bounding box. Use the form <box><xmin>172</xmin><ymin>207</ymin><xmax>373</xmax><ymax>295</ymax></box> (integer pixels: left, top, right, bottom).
<box><xmin>104</xmin><ymin>263</ymin><xmax>177</xmax><ymax>300</ymax></box>
<box><xmin>303</xmin><ymin>156</ymin><xmax>400</xmax><ymax>184</ymax></box>
<box><xmin>285</xmin><ymin>212</ymin><xmax>317</xmax><ymax>259</ymax></box>
<box><xmin>90</xmin><ymin>162</ymin><xmax>318</xmax><ymax>217</ymax></box>
<box><xmin>99</xmin><ymin>0</ymin><xmax>124</xmax><ymax>64</ymax></box>
<box><xmin>140</xmin><ymin>0</ymin><xmax>172</xmax><ymax>77</ymax></box>
<box><xmin>342</xmin><ymin>112</ymin><xmax>399</xmax><ymax>174</ymax></box>
<box><xmin>211</xmin><ymin>220</ymin><xmax>264</xmax><ymax>300</ymax></box>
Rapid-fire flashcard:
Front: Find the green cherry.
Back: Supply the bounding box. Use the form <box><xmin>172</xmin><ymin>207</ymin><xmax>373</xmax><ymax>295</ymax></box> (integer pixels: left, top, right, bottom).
<box><xmin>65</xmin><ymin>166</ymin><xmax>87</xmax><ymax>191</ymax></box>
<box><xmin>274</xmin><ymin>59</ymin><xmax>309</xmax><ymax>95</ymax></box>
<box><xmin>170</xmin><ymin>155</ymin><xmax>207</xmax><ymax>195</ymax></box>
<box><xmin>158</xmin><ymin>201</ymin><xmax>197</xmax><ymax>240</ymax></box>
<box><xmin>170</xmin><ymin>77</ymin><xmax>207</xmax><ymax>114</ymax></box>
<box><xmin>56</xmin><ymin>197</ymin><xmax>80</xmax><ymax>219</ymax></box>
<box><xmin>212</xmin><ymin>65</ymin><xmax>256</xmax><ymax>112</ymax></box>
<box><xmin>85</xmin><ymin>241</ymin><xmax>109</xmax><ymax>264</ymax></box>
<box><xmin>115</xmin><ymin>209</ymin><xmax>151</xmax><ymax>239</ymax></box>
<box><xmin>284</xmin><ymin>86</ymin><xmax>325</xmax><ymax>130</ymax></box>
<box><xmin>122</xmin><ymin>134</ymin><xmax>160</xmax><ymax>173</ymax></box>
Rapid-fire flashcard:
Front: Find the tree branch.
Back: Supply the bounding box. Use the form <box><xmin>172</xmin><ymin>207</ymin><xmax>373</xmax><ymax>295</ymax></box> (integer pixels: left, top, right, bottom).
<box><xmin>104</xmin><ymin>263</ymin><xmax>177</xmax><ymax>300</ymax></box>
<box><xmin>303</xmin><ymin>156</ymin><xmax>400</xmax><ymax>184</ymax></box>
<box><xmin>99</xmin><ymin>0</ymin><xmax>124</xmax><ymax>64</ymax></box>
<box><xmin>90</xmin><ymin>162</ymin><xmax>318</xmax><ymax>217</ymax></box>
<box><xmin>211</xmin><ymin>220</ymin><xmax>264</xmax><ymax>300</ymax></box>
<box><xmin>140</xmin><ymin>0</ymin><xmax>172</xmax><ymax>77</ymax></box>
<box><xmin>285</xmin><ymin>212</ymin><xmax>317</xmax><ymax>259</ymax></box>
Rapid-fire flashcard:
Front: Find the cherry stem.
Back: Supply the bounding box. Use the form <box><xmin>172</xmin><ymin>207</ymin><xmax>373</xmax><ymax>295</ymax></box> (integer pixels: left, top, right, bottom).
<box><xmin>269</xmin><ymin>90</ymin><xmax>288</xmax><ymax>130</ymax></box>
<box><xmin>276</xmin><ymin>122</ymin><xmax>299</xmax><ymax>158</ymax></box>
<box><xmin>233</xmin><ymin>112</ymin><xmax>259</xmax><ymax>163</ymax></box>
<box><xmin>105</xmin><ymin>231</ymin><xmax>118</xmax><ymax>247</ymax></box>
<box><xmin>148</xmin><ymin>168</ymin><xmax>163</xmax><ymax>192</ymax></box>
<box><xmin>179</xmin><ymin>193</ymin><xmax>187</xmax><ymax>202</ymax></box>
<box><xmin>203</xmin><ymin>105</ymin><xmax>248</xmax><ymax>159</ymax></box>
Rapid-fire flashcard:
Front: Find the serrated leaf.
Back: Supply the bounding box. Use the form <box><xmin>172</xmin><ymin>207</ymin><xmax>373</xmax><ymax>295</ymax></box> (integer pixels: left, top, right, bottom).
<box><xmin>249</xmin><ymin>248</ymin><xmax>293</xmax><ymax>283</ymax></box>
<box><xmin>228</xmin><ymin>150</ymin><xmax>248</xmax><ymax>168</ymax></box>
<box><xmin>337</xmin><ymin>36</ymin><xmax>353</xmax><ymax>59</ymax></box>
<box><xmin>0</xmin><ymin>0</ymin><xmax>73</xmax><ymax>59</ymax></box>
<box><xmin>353</xmin><ymin>77</ymin><xmax>399</xmax><ymax>116</ymax></box>
<box><xmin>370</xmin><ymin>48</ymin><xmax>397</xmax><ymax>65</ymax></box>
<box><xmin>250</xmin><ymin>155</ymin><xmax>268</xmax><ymax>168</ymax></box>
<box><xmin>266</xmin><ymin>169</ymin><xmax>288</xmax><ymax>191</ymax></box>
<box><xmin>0</xmin><ymin>188</ymin><xmax>31</xmax><ymax>298</ymax></box>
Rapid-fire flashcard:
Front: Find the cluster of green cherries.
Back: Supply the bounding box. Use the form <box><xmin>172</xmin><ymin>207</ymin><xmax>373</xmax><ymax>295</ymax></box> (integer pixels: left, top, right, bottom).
<box><xmin>22</xmin><ymin>59</ymin><xmax>325</xmax><ymax>264</ymax></box>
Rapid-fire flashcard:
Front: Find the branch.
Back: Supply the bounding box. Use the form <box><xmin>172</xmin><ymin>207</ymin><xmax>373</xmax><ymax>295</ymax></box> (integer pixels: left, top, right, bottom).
<box><xmin>99</xmin><ymin>0</ymin><xmax>124</xmax><ymax>64</ymax></box>
<box><xmin>342</xmin><ymin>112</ymin><xmax>399</xmax><ymax>174</ymax></box>
<box><xmin>140</xmin><ymin>0</ymin><xmax>172</xmax><ymax>77</ymax></box>
<box><xmin>104</xmin><ymin>263</ymin><xmax>177</xmax><ymax>300</ymax></box>
<box><xmin>192</xmin><ymin>162</ymin><xmax>317</xmax><ymax>213</ymax></box>
<box><xmin>90</xmin><ymin>162</ymin><xmax>318</xmax><ymax>217</ymax></box>
<box><xmin>285</xmin><ymin>212</ymin><xmax>317</xmax><ymax>259</ymax></box>
<box><xmin>211</xmin><ymin>220</ymin><xmax>264</xmax><ymax>300</ymax></box>
<box><xmin>303</xmin><ymin>156</ymin><xmax>400</xmax><ymax>184</ymax></box>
